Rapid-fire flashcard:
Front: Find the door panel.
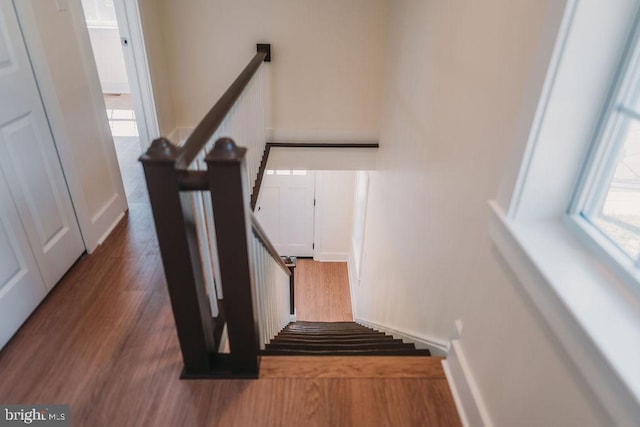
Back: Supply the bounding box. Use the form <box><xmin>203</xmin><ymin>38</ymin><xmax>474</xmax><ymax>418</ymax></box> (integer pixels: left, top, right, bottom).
<box><xmin>0</xmin><ymin>0</ymin><xmax>84</xmax><ymax>290</ymax></box>
<box><xmin>2</xmin><ymin>115</ymin><xmax>67</xmax><ymax>246</ymax></box>
<box><xmin>0</xmin><ymin>171</ymin><xmax>47</xmax><ymax>349</ymax></box>
<box><xmin>284</xmin><ymin>186</ymin><xmax>313</xmax><ymax>254</ymax></box>
<box><xmin>256</xmin><ymin>186</ymin><xmax>281</xmax><ymax>247</ymax></box>
<box><xmin>255</xmin><ymin>171</ymin><xmax>315</xmax><ymax>256</ymax></box>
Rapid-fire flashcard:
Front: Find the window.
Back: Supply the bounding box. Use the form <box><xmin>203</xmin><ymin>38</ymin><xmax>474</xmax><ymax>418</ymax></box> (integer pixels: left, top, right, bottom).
<box><xmin>571</xmin><ymin>20</ymin><xmax>640</xmax><ymax>284</ymax></box>
<box><xmin>489</xmin><ymin>2</ymin><xmax>640</xmax><ymax>422</ymax></box>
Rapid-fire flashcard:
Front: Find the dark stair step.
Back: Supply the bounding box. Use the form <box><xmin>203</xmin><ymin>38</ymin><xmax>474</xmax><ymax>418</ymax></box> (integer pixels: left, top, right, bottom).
<box><xmin>272</xmin><ymin>336</ymin><xmax>398</xmax><ymax>344</ymax></box>
<box><xmin>265</xmin><ymin>321</ymin><xmax>431</xmax><ymax>357</ymax></box>
<box><xmin>280</xmin><ymin>328</ymin><xmax>382</xmax><ymax>335</ymax></box>
<box><xmin>266</xmin><ymin>341</ymin><xmax>415</xmax><ymax>351</ymax></box>
<box><xmin>261</xmin><ymin>348</ymin><xmax>432</xmax><ymax>356</ymax></box>
<box><xmin>276</xmin><ymin>333</ymin><xmax>389</xmax><ymax>340</ymax></box>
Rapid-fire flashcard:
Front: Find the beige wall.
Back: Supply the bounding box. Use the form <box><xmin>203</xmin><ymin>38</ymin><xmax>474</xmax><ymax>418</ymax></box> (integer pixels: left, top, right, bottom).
<box><xmin>153</xmin><ymin>0</ymin><xmax>389</xmax><ymax>140</ymax></box>
<box><xmin>352</xmin><ymin>0</ymin><xmax>611</xmax><ymax>424</ymax></box>
<box><xmin>138</xmin><ymin>0</ymin><xmax>176</xmax><ymax>137</ymax></box>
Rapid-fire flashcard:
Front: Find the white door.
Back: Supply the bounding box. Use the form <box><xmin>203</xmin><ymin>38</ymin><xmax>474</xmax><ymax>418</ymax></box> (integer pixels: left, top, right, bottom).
<box><xmin>0</xmin><ymin>0</ymin><xmax>84</xmax><ymax>292</ymax></box>
<box><xmin>255</xmin><ymin>170</ymin><xmax>315</xmax><ymax>256</ymax></box>
<box><xmin>0</xmin><ymin>171</ymin><xmax>47</xmax><ymax>349</ymax></box>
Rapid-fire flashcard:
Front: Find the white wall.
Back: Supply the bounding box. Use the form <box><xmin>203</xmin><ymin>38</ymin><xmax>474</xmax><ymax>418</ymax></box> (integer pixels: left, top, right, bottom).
<box><xmin>351</xmin><ymin>0</ymin><xmax>612</xmax><ymax>424</ymax></box>
<box><xmin>87</xmin><ymin>27</ymin><xmax>129</xmax><ymax>94</ymax></box>
<box><xmin>154</xmin><ymin>0</ymin><xmax>389</xmax><ymax>142</ymax></box>
<box><xmin>17</xmin><ymin>0</ymin><xmax>127</xmax><ymax>252</ymax></box>
<box><xmin>267</xmin><ymin>147</ymin><xmax>377</xmax><ymax>171</ymax></box>
<box><xmin>314</xmin><ymin>171</ymin><xmax>355</xmax><ymax>262</ymax></box>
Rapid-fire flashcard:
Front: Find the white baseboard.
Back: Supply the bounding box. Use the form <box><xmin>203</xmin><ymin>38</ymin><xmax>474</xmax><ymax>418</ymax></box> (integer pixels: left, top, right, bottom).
<box><xmin>347</xmin><ymin>248</ymin><xmax>359</xmax><ymax>319</ymax></box>
<box><xmin>442</xmin><ymin>340</ymin><xmax>493</xmax><ymax>427</ymax></box>
<box><xmin>354</xmin><ymin>317</ymin><xmax>448</xmax><ymax>357</ymax></box>
<box><xmin>313</xmin><ymin>252</ymin><xmax>349</xmax><ymax>262</ymax></box>
<box><xmin>86</xmin><ymin>193</ymin><xmax>127</xmax><ymax>253</ymax></box>
<box><xmin>166</xmin><ymin>128</ymin><xmax>179</xmax><ymax>143</ymax></box>
<box><xmin>101</xmin><ymin>82</ymin><xmax>130</xmax><ymax>95</ymax></box>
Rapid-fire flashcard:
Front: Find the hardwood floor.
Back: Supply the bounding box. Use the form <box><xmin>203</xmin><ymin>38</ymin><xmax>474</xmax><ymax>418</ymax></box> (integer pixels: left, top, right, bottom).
<box><xmin>0</xmin><ymin>181</ymin><xmax>461</xmax><ymax>425</ymax></box>
<box><xmin>295</xmin><ymin>259</ymin><xmax>353</xmax><ymax>321</ymax></box>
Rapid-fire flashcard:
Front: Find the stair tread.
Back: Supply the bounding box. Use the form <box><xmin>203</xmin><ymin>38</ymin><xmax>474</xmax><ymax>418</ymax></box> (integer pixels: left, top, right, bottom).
<box><xmin>266</xmin><ymin>321</ymin><xmax>431</xmax><ymax>357</ymax></box>
<box><xmin>277</xmin><ymin>332</ymin><xmax>390</xmax><ymax>338</ymax></box>
<box><xmin>272</xmin><ymin>336</ymin><xmax>398</xmax><ymax>343</ymax></box>
<box><xmin>266</xmin><ymin>342</ymin><xmax>415</xmax><ymax>351</ymax></box>
<box><xmin>262</xmin><ymin>349</ymin><xmax>431</xmax><ymax>356</ymax></box>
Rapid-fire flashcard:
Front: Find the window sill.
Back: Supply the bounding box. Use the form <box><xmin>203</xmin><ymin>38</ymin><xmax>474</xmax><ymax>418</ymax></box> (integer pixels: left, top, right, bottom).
<box><xmin>489</xmin><ymin>200</ymin><xmax>640</xmax><ymax>425</ymax></box>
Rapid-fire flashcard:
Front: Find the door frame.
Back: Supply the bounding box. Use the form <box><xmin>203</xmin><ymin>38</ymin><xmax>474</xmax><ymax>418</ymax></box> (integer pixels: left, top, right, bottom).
<box><xmin>111</xmin><ymin>0</ymin><xmax>160</xmax><ymax>150</ymax></box>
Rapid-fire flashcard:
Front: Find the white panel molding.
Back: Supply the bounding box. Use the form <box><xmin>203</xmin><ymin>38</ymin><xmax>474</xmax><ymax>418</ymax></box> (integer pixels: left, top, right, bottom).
<box><xmin>354</xmin><ymin>317</ymin><xmax>448</xmax><ymax>357</ymax></box>
<box><xmin>267</xmin><ymin>128</ymin><xmax>378</xmax><ymax>144</ymax></box>
<box><xmin>442</xmin><ymin>340</ymin><xmax>493</xmax><ymax>427</ymax></box>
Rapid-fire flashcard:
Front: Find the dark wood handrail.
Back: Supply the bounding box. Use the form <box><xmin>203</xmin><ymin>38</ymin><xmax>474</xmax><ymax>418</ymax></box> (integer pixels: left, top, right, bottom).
<box><xmin>175</xmin><ymin>46</ymin><xmax>269</xmax><ymax>169</ymax></box>
<box><xmin>251</xmin><ymin>214</ymin><xmax>291</xmax><ymax>276</ymax></box>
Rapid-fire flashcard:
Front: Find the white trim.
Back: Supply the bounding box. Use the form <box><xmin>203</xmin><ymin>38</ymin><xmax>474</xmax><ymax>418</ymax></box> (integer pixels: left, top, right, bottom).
<box><xmin>489</xmin><ymin>201</ymin><xmax>640</xmax><ymax>426</ymax></box>
<box><xmin>312</xmin><ymin>252</ymin><xmax>348</xmax><ymax>262</ymax></box>
<box><xmin>112</xmin><ymin>0</ymin><xmax>160</xmax><ymax>150</ymax></box>
<box><xmin>96</xmin><ymin>211</ymin><xmax>124</xmax><ymax>246</ymax></box>
<box><xmin>508</xmin><ymin>0</ymin><xmax>578</xmax><ymax>218</ymax></box>
<box><xmin>100</xmin><ymin>81</ymin><xmax>130</xmax><ymax>95</ymax></box>
<box><xmin>354</xmin><ymin>317</ymin><xmax>448</xmax><ymax>357</ymax></box>
<box><xmin>167</xmin><ymin>127</ymin><xmax>193</xmax><ymax>146</ymax></box>
<box><xmin>347</xmin><ymin>247</ymin><xmax>359</xmax><ymax>318</ymax></box>
<box><xmin>267</xmin><ymin>128</ymin><xmax>378</xmax><ymax>144</ymax></box>
<box><xmin>166</xmin><ymin>128</ymin><xmax>179</xmax><ymax>144</ymax></box>
<box><xmin>442</xmin><ymin>340</ymin><xmax>493</xmax><ymax>427</ymax></box>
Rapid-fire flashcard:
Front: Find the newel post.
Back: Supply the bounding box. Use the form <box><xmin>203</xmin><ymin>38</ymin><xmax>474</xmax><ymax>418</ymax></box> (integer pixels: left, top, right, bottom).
<box><xmin>140</xmin><ymin>138</ymin><xmax>216</xmax><ymax>377</ymax></box>
<box><xmin>206</xmin><ymin>138</ymin><xmax>260</xmax><ymax>376</ymax></box>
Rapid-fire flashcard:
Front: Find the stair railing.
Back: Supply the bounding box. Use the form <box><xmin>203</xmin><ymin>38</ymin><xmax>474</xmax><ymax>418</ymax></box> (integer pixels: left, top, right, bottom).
<box><xmin>140</xmin><ymin>44</ymin><xmax>288</xmax><ymax>378</ymax></box>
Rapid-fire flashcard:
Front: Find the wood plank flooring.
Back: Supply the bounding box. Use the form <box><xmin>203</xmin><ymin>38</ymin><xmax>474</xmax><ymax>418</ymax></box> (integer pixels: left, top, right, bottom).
<box><xmin>295</xmin><ymin>259</ymin><xmax>353</xmax><ymax>321</ymax></box>
<box><xmin>0</xmin><ymin>179</ymin><xmax>461</xmax><ymax>425</ymax></box>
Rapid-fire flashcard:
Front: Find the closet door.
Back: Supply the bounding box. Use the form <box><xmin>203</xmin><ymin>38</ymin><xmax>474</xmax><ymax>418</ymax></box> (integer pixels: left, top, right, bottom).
<box><xmin>0</xmin><ymin>171</ymin><xmax>46</xmax><ymax>349</ymax></box>
<box><xmin>0</xmin><ymin>0</ymin><xmax>84</xmax><ymax>291</ymax></box>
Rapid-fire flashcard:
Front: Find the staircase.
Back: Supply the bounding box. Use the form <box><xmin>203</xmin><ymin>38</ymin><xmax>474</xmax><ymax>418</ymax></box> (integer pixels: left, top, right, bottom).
<box><xmin>262</xmin><ymin>321</ymin><xmax>431</xmax><ymax>356</ymax></box>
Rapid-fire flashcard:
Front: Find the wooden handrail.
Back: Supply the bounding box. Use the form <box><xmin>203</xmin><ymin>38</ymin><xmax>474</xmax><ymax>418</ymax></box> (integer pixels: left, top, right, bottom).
<box><xmin>175</xmin><ymin>46</ymin><xmax>270</xmax><ymax>169</ymax></box>
<box><xmin>251</xmin><ymin>214</ymin><xmax>291</xmax><ymax>276</ymax></box>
